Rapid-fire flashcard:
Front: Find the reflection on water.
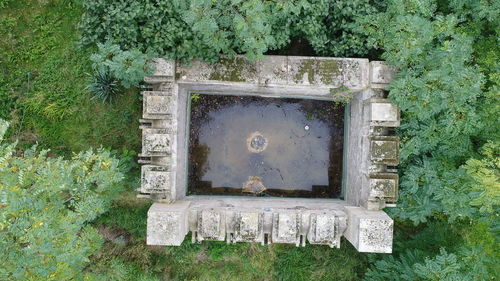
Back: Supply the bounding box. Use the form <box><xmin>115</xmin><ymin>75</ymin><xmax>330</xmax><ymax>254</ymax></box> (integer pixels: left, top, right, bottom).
<box><xmin>188</xmin><ymin>94</ymin><xmax>344</xmax><ymax>198</ymax></box>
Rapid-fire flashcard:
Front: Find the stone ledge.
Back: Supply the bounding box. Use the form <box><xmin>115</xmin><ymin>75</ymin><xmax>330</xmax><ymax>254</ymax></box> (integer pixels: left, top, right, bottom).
<box><xmin>148</xmin><ymin>202</ymin><xmax>348</xmax><ymax>248</ymax></box>
<box><xmin>175</xmin><ymin>55</ymin><xmax>370</xmax><ymax>90</ymax></box>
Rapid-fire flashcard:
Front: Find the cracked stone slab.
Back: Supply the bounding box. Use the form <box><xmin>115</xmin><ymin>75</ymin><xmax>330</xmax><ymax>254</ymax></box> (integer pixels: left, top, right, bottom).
<box><xmin>147</xmin><ymin>202</ymin><xmax>190</xmax><ymax>246</ymax></box>
<box><xmin>258</xmin><ymin>56</ymin><xmax>289</xmax><ymax>85</ymax></box>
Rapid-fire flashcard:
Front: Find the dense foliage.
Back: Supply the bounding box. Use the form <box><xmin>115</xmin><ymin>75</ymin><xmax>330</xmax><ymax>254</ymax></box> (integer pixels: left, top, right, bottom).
<box><xmin>366</xmin><ymin>0</ymin><xmax>498</xmax><ymax>229</ymax></box>
<box><xmin>360</xmin><ymin>0</ymin><xmax>499</xmax><ymax>279</ymax></box>
<box><xmin>87</xmin><ymin>41</ymin><xmax>154</xmax><ymax>103</ymax></box>
<box><xmin>90</xmin><ymin>41</ymin><xmax>154</xmax><ymax>89</ymax></box>
<box><xmin>78</xmin><ymin>0</ymin><xmax>379</xmax><ymax>61</ymax></box>
<box><xmin>0</xmin><ymin>120</ymin><xmax>124</xmax><ymax>280</ymax></box>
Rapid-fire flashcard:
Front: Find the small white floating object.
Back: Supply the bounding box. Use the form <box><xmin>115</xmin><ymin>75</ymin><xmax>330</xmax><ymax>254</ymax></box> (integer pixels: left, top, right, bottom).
<box><xmin>304</xmin><ymin>125</ymin><xmax>310</xmax><ymax>131</ymax></box>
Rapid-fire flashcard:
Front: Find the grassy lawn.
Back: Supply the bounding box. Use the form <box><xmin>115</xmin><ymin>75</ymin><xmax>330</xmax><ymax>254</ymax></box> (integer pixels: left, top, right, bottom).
<box><xmin>0</xmin><ymin>1</ymin><xmax>370</xmax><ymax>280</ymax></box>
<box><xmin>0</xmin><ymin>0</ymin><xmax>141</xmax><ymax>154</ymax></box>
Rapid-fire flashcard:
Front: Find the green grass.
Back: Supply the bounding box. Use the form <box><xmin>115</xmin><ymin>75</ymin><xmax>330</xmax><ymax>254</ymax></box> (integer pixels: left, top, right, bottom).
<box><xmin>0</xmin><ymin>0</ymin><xmax>141</xmax><ymax>154</ymax></box>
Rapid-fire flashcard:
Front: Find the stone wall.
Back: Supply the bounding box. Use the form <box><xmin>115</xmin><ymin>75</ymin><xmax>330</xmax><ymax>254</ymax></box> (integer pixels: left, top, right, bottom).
<box><xmin>138</xmin><ymin>55</ymin><xmax>399</xmax><ymax>253</ymax></box>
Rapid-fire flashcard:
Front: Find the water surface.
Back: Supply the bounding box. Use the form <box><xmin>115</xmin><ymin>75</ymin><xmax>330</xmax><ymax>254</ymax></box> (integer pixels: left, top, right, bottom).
<box><xmin>188</xmin><ymin>94</ymin><xmax>344</xmax><ymax>198</ymax></box>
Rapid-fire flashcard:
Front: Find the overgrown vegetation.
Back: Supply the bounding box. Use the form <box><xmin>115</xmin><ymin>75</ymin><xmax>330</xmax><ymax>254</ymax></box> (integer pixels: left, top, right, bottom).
<box><xmin>0</xmin><ymin>120</ymin><xmax>124</xmax><ymax>280</ymax></box>
<box><xmin>1</xmin><ymin>0</ymin><xmax>498</xmax><ymax>280</ymax></box>
<box><xmin>78</xmin><ymin>0</ymin><xmax>379</xmax><ymax>62</ymax></box>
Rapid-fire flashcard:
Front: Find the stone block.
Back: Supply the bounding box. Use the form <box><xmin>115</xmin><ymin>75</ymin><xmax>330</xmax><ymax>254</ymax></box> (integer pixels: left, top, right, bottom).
<box><xmin>142</xmin><ymin>129</ymin><xmax>171</xmax><ymax>155</ymax></box>
<box><xmin>369</xmin><ymin>98</ymin><xmax>400</xmax><ymax>127</ymax></box>
<box><xmin>370</xmin><ymin>136</ymin><xmax>399</xmax><ymax>165</ymax></box>
<box><xmin>369</xmin><ymin>173</ymin><xmax>398</xmax><ymax>202</ymax></box>
<box><xmin>176</xmin><ymin>56</ymin><xmax>258</xmax><ymax>83</ymax></box>
<box><xmin>144</xmin><ymin>59</ymin><xmax>175</xmax><ymax>84</ymax></box>
<box><xmin>152</xmin><ymin>58</ymin><xmax>175</xmax><ymax>77</ymax></box>
<box><xmin>344</xmin><ymin>207</ymin><xmax>393</xmax><ymax>253</ymax></box>
<box><xmin>147</xmin><ymin>202</ymin><xmax>190</xmax><ymax>246</ymax></box>
<box><xmin>307</xmin><ymin>212</ymin><xmax>345</xmax><ymax>248</ymax></box>
<box><xmin>141</xmin><ymin>165</ymin><xmax>171</xmax><ymax>194</ymax></box>
<box><xmin>272</xmin><ymin>211</ymin><xmax>300</xmax><ymax>245</ymax></box>
<box><xmin>197</xmin><ymin>209</ymin><xmax>226</xmax><ymax>241</ymax></box>
<box><xmin>233</xmin><ymin>212</ymin><xmax>264</xmax><ymax>243</ymax></box>
<box><xmin>288</xmin><ymin>57</ymin><xmax>368</xmax><ymax>89</ymax></box>
<box><xmin>370</xmin><ymin>61</ymin><xmax>397</xmax><ymax>85</ymax></box>
<box><xmin>143</xmin><ymin>95</ymin><xmax>172</xmax><ymax>116</ymax></box>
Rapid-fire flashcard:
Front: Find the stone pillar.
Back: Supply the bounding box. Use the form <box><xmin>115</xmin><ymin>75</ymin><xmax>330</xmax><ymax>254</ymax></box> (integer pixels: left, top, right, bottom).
<box><xmin>147</xmin><ymin>201</ymin><xmax>190</xmax><ymax>246</ymax></box>
<box><xmin>344</xmin><ymin>206</ymin><xmax>393</xmax><ymax>253</ymax></box>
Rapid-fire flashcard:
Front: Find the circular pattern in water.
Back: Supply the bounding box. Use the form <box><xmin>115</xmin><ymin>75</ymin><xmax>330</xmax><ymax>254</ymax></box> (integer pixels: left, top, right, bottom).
<box><xmin>247</xmin><ymin>131</ymin><xmax>268</xmax><ymax>153</ymax></box>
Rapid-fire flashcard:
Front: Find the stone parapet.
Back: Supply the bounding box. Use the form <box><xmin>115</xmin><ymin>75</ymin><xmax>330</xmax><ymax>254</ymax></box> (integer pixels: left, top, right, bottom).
<box><xmin>148</xmin><ymin>202</ymin><xmax>347</xmax><ymax>248</ymax></box>
<box><xmin>140</xmin><ymin>56</ymin><xmax>400</xmax><ymax>253</ymax></box>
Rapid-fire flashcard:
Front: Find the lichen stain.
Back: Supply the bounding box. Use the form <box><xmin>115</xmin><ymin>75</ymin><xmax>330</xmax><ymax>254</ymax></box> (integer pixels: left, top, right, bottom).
<box><xmin>294</xmin><ymin>59</ymin><xmax>341</xmax><ymax>85</ymax></box>
<box><xmin>209</xmin><ymin>57</ymin><xmax>257</xmax><ymax>82</ymax></box>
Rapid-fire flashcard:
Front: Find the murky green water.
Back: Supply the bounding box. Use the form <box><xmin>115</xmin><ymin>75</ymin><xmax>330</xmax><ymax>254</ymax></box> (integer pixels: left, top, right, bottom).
<box><xmin>188</xmin><ymin>94</ymin><xmax>344</xmax><ymax>198</ymax></box>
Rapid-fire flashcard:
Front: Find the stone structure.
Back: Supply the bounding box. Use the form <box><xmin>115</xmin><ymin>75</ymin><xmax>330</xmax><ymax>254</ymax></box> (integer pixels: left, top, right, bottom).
<box><xmin>138</xmin><ymin>56</ymin><xmax>399</xmax><ymax>253</ymax></box>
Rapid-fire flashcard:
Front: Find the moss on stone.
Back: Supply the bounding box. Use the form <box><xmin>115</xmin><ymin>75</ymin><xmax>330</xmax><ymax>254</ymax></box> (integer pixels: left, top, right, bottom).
<box><xmin>294</xmin><ymin>59</ymin><xmax>341</xmax><ymax>85</ymax></box>
<box><xmin>294</xmin><ymin>59</ymin><xmax>316</xmax><ymax>84</ymax></box>
<box><xmin>318</xmin><ymin>60</ymin><xmax>340</xmax><ymax>84</ymax></box>
<box><xmin>209</xmin><ymin>57</ymin><xmax>257</xmax><ymax>82</ymax></box>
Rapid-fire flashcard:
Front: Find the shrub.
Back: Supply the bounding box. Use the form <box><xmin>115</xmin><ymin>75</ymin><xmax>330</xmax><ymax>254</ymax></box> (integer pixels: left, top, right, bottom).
<box><xmin>86</xmin><ymin>68</ymin><xmax>120</xmax><ymax>103</ymax></box>
<box><xmin>0</xmin><ymin>119</ymin><xmax>125</xmax><ymax>280</ymax></box>
<box><xmin>90</xmin><ymin>41</ymin><xmax>154</xmax><ymax>89</ymax></box>
<box><xmin>361</xmin><ymin>0</ymin><xmax>498</xmax><ymax>224</ymax></box>
<box><xmin>78</xmin><ymin>0</ymin><xmax>379</xmax><ymax>61</ymax></box>
<box><xmin>295</xmin><ymin>0</ymin><xmax>380</xmax><ymax>57</ymax></box>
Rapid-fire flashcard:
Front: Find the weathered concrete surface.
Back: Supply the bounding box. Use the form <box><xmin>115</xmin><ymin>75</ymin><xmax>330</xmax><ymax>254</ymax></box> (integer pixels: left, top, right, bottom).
<box><xmin>307</xmin><ymin>212</ymin><xmax>346</xmax><ymax>248</ymax></box>
<box><xmin>344</xmin><ymin>206</ymin><xmax>393</xmax><ymax>253</ymax></box>
<box><xmin>176</xmin><ymin>55</ymin><xmax>369</xmax><ymax>90</ymax></box>
<box><xmin>369</xmin><ymin>98</ymin><xmax>400</xmax><ymax>127</ymax></box>
<box><xmin>147</xmin><ymin>202</ymin><xmax>190</xmax><ymax>246</ymax></box>
<box><xmin>370</xmin><ymin>61</ymin><xmax>397</xmax><ymax>88</ymax></box>
<box><xmin>140</xmin><ymin>56</ymin><xmax>400</xmax><ymax>252</ymax></box>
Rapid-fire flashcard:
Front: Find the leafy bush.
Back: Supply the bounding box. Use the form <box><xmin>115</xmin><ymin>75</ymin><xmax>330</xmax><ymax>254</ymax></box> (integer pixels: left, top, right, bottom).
<box><xmin>362</xmin><ymin>0</ymin><xmax>498</xmax><ymax>224</ymax></box>
<box><xmin>361</xmin><ymin>0</ymin><xmax>499</xmax><ymax>278</ymax></box>
<box><xmin>78</xmin><ymin>0</ymin><xmax>379</xmax><ymax>61</ymax></box>
<box><xmin>0</xmin><ymin>120</ymin><xmax>125</xmax><ymax>280</ymax></box>
<box><xmin>90</xmin><ymin>41</ymin><xmax>154</xmax><ymax>89</ymax></box>
<box><xmin>0</xmin><ymin>0</ymin><xmax>10</xmax><ymax>9</ymax></box>
<box><xmin>365</xmin><ymin>247</ymin><xmax>497</xmax><ymax>281</ymax></box>
<box><xmin>295</xmin><ymin>0</ymin><xmax>380</xmax><ymax>57</ymax></box>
